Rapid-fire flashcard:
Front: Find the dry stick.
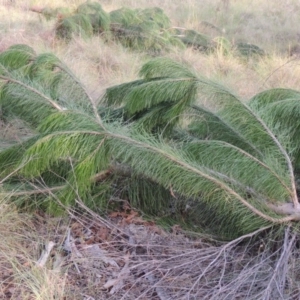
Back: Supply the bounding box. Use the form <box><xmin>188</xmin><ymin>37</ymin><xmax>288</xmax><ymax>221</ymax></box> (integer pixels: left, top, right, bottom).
<box><xmin>126</xmin><ymin>227</ymin><xmax>274</xmax><ymax>299</ymax></box>
<box><xmin>186</xmin><ymin>225</ymin><xmax>273</xmax><ymax>299</ymax></box>
<box><xmin>36</xmin><ymin>241</ymin><xmax>56</xmax><ymax>267</ymax></box>
<box><xmin>145</xmin><ymin>274</ymin><xmax>170</xmax><ymax>300</ymax></box>
<box><xmin>208</xmin><ymin>247</ymin><xmax>278</xmax><ymax>299</ymax></box>
<box><xmin>156</xmin><ymin>248</ymin><xmax>221</xmax><ymax>272</ymax></box>
<box><xmin>216</xmin><ymin>250</ymin><xmax>228</xmax><ymax>290</ymax></box>
<box><xmin>64</xmin><ymin>228</ymin><xmax>82</xmax><ymax>274</ymax></box>
<box><xmin>262</xmin><ymin>226</ymin><xmax>296</xmax><ymax>299</ymax></box>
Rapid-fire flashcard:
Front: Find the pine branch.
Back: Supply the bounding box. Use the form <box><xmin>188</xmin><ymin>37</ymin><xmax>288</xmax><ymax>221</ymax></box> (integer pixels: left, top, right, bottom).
<box><xmin>244</xmin><ymin>102</ymin><xmax>299</xmax><ymax>208</ymax></box>
<box><xmin>105</xmin><ymin>128</ymin><xmax>297</xmax><ymax>225</ymax></box>
<box><xmin>189</xmin><ymin>104</ymin><xmax>264</xmax><ymax>157</ymax></box>
<box><xmin>0</xmin><ymin>75</ymin><xmax>63</xmax><ymax>111</ymax></box>
<box><xmin>14</xmin><ymin>125</ymin><xmax>291</xmax><ymax>227</ymax></box>
<box><xmin>42</xmin><ymin>54</ymin><xmax>103</xmax><ymax>125</ymax></box>
<box><xmin>2</xmin><ymin>51</ymin><xmax>300</xmax><ymax>239</ymax></box>
<box><xmin>184</xmin><ymin>139</ymin><xmax>293</xmax><ymax>200</ymax></box>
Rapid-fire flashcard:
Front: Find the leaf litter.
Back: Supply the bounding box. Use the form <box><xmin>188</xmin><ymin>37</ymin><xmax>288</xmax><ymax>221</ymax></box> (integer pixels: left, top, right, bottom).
<box><xmin>1</xmin><ymin>200</ymin><xmax>300</xmax><ymax>300</ymax></box>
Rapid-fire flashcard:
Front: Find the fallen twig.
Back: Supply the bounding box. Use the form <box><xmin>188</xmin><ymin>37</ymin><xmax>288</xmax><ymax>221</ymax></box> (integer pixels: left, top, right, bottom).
<box><xmin>36</xmin><ymin>241</ymin><xmax>56</xmax><ymax>268</ymax></box>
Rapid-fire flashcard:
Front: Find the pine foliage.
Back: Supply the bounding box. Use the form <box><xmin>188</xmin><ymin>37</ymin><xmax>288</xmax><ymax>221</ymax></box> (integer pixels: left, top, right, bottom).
<box><xmin>249</xmin><ymin>88</ymin><xmax>300</xmax><ymax>169</ymax></box>
<box><xmin>1</xmin><ymin>45</ymin><xmax>300</xmax><ymax>240</ymax></box>
<box><xmin>49</xmin><ymin>2</ymin><xmax>183</xmax><ymax>53</ymax></box>
<box><xmin>109</xmin><ymin>7</ymin><xmax>184</xmax><ymax>54</ymax></box>
<box><xmin>172</xmin><ymin>28</ymin><xmax>212</xmax><ymax>52</ymax></box>
<box><xmin>55</xmin><ymin>2</ymin><xmax>110</xmax><ymax>40</ymax></box>
<box><xmin>32</xmin><ymin>1</ymin><xmax>266</xmax><ymax>58</ymax></box>
<box><xmin>236</xmin><ymin>42</ymin><xmax>265</xmax><ymax>57</ymax></box>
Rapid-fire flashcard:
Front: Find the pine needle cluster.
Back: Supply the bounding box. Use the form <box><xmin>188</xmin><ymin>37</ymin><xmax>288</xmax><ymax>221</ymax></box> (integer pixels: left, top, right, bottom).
<box><xmin>1</xmin><ymin>44</ymin><xmax>300</xmax><ymax>240</ymax></box>
<box><xmin>32</xmin><ymin>1</ymin><xmax>264</xmax><ymax>57</ymax></box>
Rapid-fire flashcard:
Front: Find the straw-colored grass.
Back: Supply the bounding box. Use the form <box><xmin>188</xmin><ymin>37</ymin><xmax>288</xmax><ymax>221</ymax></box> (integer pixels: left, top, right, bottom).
<box><xmin>0</xmin><ymin>196</ymin><xmax>67</xmax><ymax>299</ymax></box>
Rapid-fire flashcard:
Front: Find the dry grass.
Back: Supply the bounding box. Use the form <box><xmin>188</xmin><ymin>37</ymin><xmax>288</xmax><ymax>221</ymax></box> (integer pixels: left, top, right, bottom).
<box><xmin>1</xmin><ymin>0</ymin><xmax>300</xmax><ymax>299</ymax></box>
<box><xmin>1</xmin><ymin>0</ymin><xmax>300</xmax><ymax>98</ymax></box>
<box><xmin>54</xmin><ymin>36</ymin><xmax>143</xmax><ymax>99</ymax></box>
<box><xmin>0</xmin><ymin>197</ymin><xmax>65</xmax><ymax>299</ymax></box>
